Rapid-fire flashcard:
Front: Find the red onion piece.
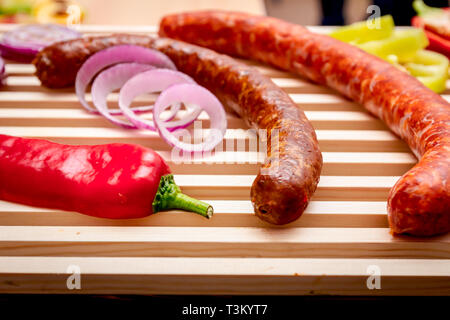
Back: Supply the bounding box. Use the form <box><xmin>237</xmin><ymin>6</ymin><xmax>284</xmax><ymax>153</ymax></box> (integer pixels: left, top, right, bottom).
<box><xmin>0</xmin><ymin>24</ymin><xmax>81</xmax><ymax>62</ymax></box>
<box><xmin>118</xmin><ymin>69</ymin><xmax>199</xmax><ymax>131</ymax></box>
<box><xmin>0</xmin><ymin>56</ymin><xmax>5</xmax><ymax>86</ymax></box>
<box><xmin>153</xmin><ymin>83</ymin><xmax>227</xmax><ymax>152</ymax></box>
<box><xmin>76</xmin><ymin>45</ymin><xmax>176</xmax><ymax>114</ymax></box>
<box><xmin>91</xmin><ymin>63</ymin><xmax>155</xmax><ymax>128</ymax></box>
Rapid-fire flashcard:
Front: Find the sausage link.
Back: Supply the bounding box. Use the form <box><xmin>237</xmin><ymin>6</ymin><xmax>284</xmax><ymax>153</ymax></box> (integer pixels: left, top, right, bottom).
<box><xmin>33</xmin><ymin>34</ymin><xmax>323</xmax><ymax>225</ymax></box>
<box><xmin>34</xmin><ymin>34</ymin><xmax>153</xmax><ymax>88</ymax></box>
<box><xmin>159</xmin><ymin>11</ymin><xmax>450</xmax><ymax>236</ymax></box>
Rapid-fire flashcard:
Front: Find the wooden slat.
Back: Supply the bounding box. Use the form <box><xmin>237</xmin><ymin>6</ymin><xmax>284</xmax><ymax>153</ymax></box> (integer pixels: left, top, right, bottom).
<box><xmin>4</xmin><ymin>64</ymin><xmax>35</xmax><ymax>75</ymax></box>
<box><xmin>0</xmin><ymin>200</ymin><xmax>388</xmax><ymax>228</ymax></box>
<box><xmin>0</xmin><ymin>126</ymin><xmax>410</xmax><ymax>152</ymax></box>
<box><xmin>0</xmin><ymin>257</ymin><xmax>448</xmax><ymax>295</ymax></box>
<box><xmin>0</xmin><ymin>226</ymin><xmax>448</xmax><ymax>259</ymax></box>
<box><xmin>4</xmin><ymin>90</ymin><xmax>447</xmax><ymax>112</ymax></box>
<box><xmin>162</xmin><ymin>151</ymin><xmax>416</xmax><ymax>176</ymax></box>
<box><xmin>166</xmin><ymin>175</ymin><xmax>397</xmax><ymax>200</ymax></box>
<box><xmin>0</xmin><ymin>108</ymin><xmax>387</xmax><ymax>130</ymax></box>
<box><xmin>0</xmin><ymin>91</ymin><xmax>362</xmax><ymax>110</ymax></box>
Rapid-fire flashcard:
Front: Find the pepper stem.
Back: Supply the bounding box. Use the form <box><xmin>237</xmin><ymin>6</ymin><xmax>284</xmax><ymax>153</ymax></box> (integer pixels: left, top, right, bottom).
<box><xmin>152</xmin><ymin>174</ymin><xmax>213</xmax><ymax>219</ymax></box>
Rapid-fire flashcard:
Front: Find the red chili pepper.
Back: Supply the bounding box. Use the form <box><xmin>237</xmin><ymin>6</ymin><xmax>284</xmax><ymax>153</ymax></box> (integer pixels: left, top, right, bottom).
<box><xmin>412</xmin><ymin>15</ymin><xmax>450</xmax><ymax>58</ymax></box>
<box><xmin>411</xmin><ymin>2</ymin><xmax>450</xmax><ymax>58</ymax></box>
<box><xmin>0</xmin><ymin>134</ymin><xmax>213</xmax><ymax>219</ymax></box>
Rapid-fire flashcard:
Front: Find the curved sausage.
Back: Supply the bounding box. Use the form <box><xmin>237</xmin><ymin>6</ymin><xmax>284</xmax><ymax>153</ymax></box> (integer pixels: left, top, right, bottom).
<box><xmin>159</xmin><ymin>11</ymin><xmax>450</xmax><ymax>236</ymax></box>
<box><xmin>33</xmin><ymin>34</ymin><xmax>323</xmax><ymax>225</ymax></box>
<box><xmin>34</xmin><ymin>34</ymin><xmax>154</xmax><ymax>88</ymax></box>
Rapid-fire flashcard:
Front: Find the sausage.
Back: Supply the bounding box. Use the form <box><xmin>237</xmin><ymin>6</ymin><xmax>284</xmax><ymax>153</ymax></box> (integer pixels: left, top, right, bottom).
<box><xmin>34</xmin><ymin>34</ymin><xmax>154</xmax><ymax>88</ymax></box>
<box><xmin>159</xmin><ymin>10</ymin><xmax>450</xmax><ymax>236</ymax></box>
<box><xmin>33</xmin><ymin>34</ymin><xmax>323</xmax><ymax>225</ymax></box>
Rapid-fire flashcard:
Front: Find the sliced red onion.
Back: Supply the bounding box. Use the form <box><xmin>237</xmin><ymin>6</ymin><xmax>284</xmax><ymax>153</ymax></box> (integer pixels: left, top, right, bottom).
<box><xmin>153</xmin><ymin>83</ymin><xmax>227</xmax><ymax>152</ymax></box>
<box><xmin>0</xmin><ymin>56</ymin><xmax>5</xmax><ymax>86</ymax></box>
<box><xmin>118</xmin><ymin>69</ymin><xmax>200</xmax><ymax>131</ymax></box>
<box><xmin>91</xmin><ymin>63</ymin><xmax>155</xmax><ymax>128</ymax></box>
<box><xmin>0</xmin><ymin>24</ymin><xmax>81</xmax><ymax>62</ymax></box>
<box><xmin>76</xmin><ymin>45</ymin><xmax>177</xmax><ymax>114</ymax></box>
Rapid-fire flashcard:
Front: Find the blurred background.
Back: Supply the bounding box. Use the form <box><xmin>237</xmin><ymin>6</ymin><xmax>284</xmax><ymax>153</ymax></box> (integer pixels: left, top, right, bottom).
<box><xmin>0</xmin><ymin>0</ymin><xmax>448</xmax><ymax>25</ymax></box>
<box><xmin>267</xmin><ymin>0</ymin><xmax>449</xmax><ymax>26</ymax></box>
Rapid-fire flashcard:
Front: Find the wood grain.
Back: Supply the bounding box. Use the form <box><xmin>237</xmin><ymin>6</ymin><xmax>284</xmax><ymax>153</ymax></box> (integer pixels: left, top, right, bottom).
<box><xmin>0</xmin><ymin>200</ymin><xmax>388</xmax><ymax>228</ymax></box>
<box><xmin>1</xmin><ymin>257</ymin><xmax>449</xmax><ymax>295</ymax></box>
<box><xmin>0</xmin><ymin>226</ymin><xmax>449</xmax><ymax>259</ymax></box>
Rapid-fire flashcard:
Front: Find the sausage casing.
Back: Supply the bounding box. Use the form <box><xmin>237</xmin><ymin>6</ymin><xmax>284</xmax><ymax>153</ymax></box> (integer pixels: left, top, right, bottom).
<box><xmin>159</xmin><ymin>10</ymin><xmax>450</xmax><ymax>236</ymax></box>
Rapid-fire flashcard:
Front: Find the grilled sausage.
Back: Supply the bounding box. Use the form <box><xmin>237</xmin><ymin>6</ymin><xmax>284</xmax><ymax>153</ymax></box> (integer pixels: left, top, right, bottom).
<box><xmin>33</xmin><ymin>34</ymin><xmax>323</xmax><ymax>225</ymax></box>
<box><xmin>159</xmin><ymin>10</ymin><xmax>450</xmax><ymax>236</ymax></box>
<box><xmin>34</xmin><ymin>34</ymin><xmax>154</xmax><ymax>88</ymax></box>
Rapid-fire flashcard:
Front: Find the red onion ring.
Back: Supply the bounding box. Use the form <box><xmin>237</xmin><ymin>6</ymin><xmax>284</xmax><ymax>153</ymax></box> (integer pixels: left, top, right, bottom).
<box><xmin>91</xmin><ymin>63</ymin><xmax>155</xmax><ymax>129</ymax></box>
<box><xmin>75</xmin><ymin>46</ymin><xmax>227</xmax><ymax>152</ymax></box>
<box><xmin>76</xmin><ymin>45</ymin><xmax>176</xmax><ymax>114</ymax></box>
<box><xmin>118</xmin><ymin>69</ymin><xmax>200</xmax><ymax>131</ymax></box>
<box><xmin>0</xmin><ymin>24</ymin><xmax>81</xmax><ymax>62</ymax></box>
<box><xmin>0</xmin><ymin>57</ymin><xmax>5</xmax><ymax>86</ymax></box>
<box><xmin>153</xmin><ymin>83</ymin><xmax>227</xmax><ymax>152</ymax></box>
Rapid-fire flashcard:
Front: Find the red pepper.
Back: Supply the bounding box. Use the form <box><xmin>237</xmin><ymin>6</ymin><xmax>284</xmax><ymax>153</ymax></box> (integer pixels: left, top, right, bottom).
<box><xmin>0</xmin><ymin>134</ymin><xmax>212</xmax><ymax>219</ymax></box>
<box><xmin>412</xmin><ymin>15</ymin><xmax>450</xmax><ymax>58</ymax></box>
<box><xmin>411</xmin><ymin>3</ymin><xmax>450</xmax><ymax>58</ymax></box>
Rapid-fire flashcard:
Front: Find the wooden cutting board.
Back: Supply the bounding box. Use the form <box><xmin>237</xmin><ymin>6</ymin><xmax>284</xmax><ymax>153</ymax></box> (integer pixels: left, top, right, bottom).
<box><xmin>0</xmin><ymin>24</ymin><xmax>449</xmax><ymax>296</ymax></box>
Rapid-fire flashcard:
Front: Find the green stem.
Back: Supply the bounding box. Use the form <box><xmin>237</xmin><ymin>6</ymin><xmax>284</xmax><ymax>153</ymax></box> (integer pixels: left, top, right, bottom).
<box><xmin>152</xmin><ymin>174</ymin><xmax>213</xmax><ymax>219</ymax></box>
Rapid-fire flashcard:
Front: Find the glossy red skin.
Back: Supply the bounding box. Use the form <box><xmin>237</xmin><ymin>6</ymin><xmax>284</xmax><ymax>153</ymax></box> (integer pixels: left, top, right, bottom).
<box><xmin>412</xmin><ymin>16</ymin><xmax>450</xmax><ymax>59</ymax></box>
<box><xmin>33</xmin><ymin>34</ymin><xmax>322</xmax><ymax>225</ymax></box>
<box><xmin>159</xmin><ymin>11</ymin><xmax>450</xmax><ymax>236</ymax></box>
<box><xmin>0</xmin><ymin>135</ymin><xmax>170</xmax><ymax>219</ymax></box>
